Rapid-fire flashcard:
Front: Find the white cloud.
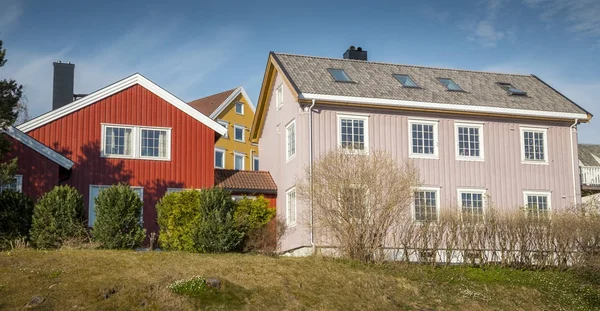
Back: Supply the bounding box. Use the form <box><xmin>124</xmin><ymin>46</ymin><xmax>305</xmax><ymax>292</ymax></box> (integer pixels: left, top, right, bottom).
<box><xmin>470</xmin><ymin>20</ymin><xmax>506</xmax><ymax>47</ymax></box>
<box><xmin>462</xmin><ymin>0</ymin><xmax>512</xmax><ymax>47</ymax></box>
<box><xmin>482</xmin><ymin>62</ymin><xmax>600</xmax><ymax>144</ymax></box>
<box><xmin>524</xmin><ymin>0</ymin><xmax>600</xmax><ymax>37</ymax></box>
<box><xmin>0</xmin><ymin>20</ymin><xmax>249</xmax><ymax>119</ymax></box>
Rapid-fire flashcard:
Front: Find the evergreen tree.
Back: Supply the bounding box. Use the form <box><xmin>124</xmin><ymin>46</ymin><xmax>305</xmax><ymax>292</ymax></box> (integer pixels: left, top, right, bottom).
<box><xmin>0</xmin><ymin>40</ymin><xmax>23</xmax><ymax>184</ymax></box>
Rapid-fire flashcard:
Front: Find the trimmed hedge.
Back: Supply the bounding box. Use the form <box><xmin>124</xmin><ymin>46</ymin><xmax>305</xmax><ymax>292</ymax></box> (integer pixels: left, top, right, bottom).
<box><xmin>29</xmin><ymin>185</ymin><xmax>86</xmax><ymax>249</ymax></box>
<box><xmin>156</xmin><ymin>190</ymin><xmax>202</xmax><ymax>252</ymax></box>
<box><xmin>92</xmin><ymin>184</ymin><xmax>145</xmax><ymax>249</ymax></box>
<box><xmin>0</xmin><ymin>190</ymin><xmax>34</xmax><ymax>249</ymax></box>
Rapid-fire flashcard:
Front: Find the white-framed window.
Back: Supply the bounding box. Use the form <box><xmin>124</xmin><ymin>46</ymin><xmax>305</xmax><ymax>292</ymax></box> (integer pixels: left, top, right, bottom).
<box><xmin>275</xmin><ymin>84</ymin><xmax>283</xmax><ymax>110</ymax></box>
<box><xmin>101</xmin><ymin>124</ymin><xmax>171</xmax><ymax>160</ymax></box>
<box><xmin>217</xmin><ymin>120</ymin><xmax>229</xmax><ymax>139</ymax></box>
<box><xmin>232</xmin><ymin>195</ymin><xmax>257</xmax><ymax>201</ymax></box>
<box><xmin>524</xmin><ymin>191</ymin><xmax>551</xmax><ymax>219</ymax></box>
<box><xmin>88</xmin><ymin>185</ymin><xmax>144</xmax><ymax>226</ymax></box>
<box><xmin>457</xmin><ymin>188</ymin><xmax>486</xmax><ymax>221</ymax></box>
<box><xmin>234</xmin><ymin>152</ymin><xmax>245</xmax><ymax>170</ymax></box>
<box><xmin>253</xmin><ymin>155</ymin><xmax>259</xmax><ymax>171</ymax></box>
<box><xmin>234</xmin><ymin>125</ymin><xmax>245</xmax><ymax>142</ymax></box>
<box><xmin>409</xmin><ymin>119</ymin><xmax>439</xmax><ymax>159</ymax></box>
<box><xmin>337</xmin><ymin>114</ymin><xmax>369</xmax><ymax>153</ymax></box>
<box><xmin>0</xmin><ymin>175</ymin><xmax>23</xmax><ymax>193</ymax></box>
<box><xmin>455</xmin><ymin>122</ymin><xmax>484</xmax><ymax>161</ymax></box>
<box><xmin>413</xmin><ymin>187</ymin><xmax>440</xmax><ymax>222</ymax></box>
<box><xmin>286</xmin><ymin>187</ymin><xmax>297</xmax><ymax>226</ymax></box>
<box><xmin>139</xmin><ymin>128</ymin><xmax>170</xmax><ymax>160</ymax></box>
<box><xmin>235</xmin><ymin>102</ymin><xmax>244</xmax><ymax>115</ymax></box>
<box><xmin>286</xmin><ymin>120</ymin><xmax>296</xmax><ymax>161</ymax></box>
<box><xmin>215</xmin><ymin>148</ymin><xmax>225</xmax><ymax>168</ymax></box>
<box><xmin>167</xmin><ymin>188</ymin><xmax>185</xmax><ymax>193</ymax></box>
<box><xmin>102</xmin><ymin>125</ymin><xmax>134</xmax><ymax>158</ymax></box>
<box><xmin>520</xmin><ymin>127</ymin><xmax>548</xmax><ymax>164</ymax></box>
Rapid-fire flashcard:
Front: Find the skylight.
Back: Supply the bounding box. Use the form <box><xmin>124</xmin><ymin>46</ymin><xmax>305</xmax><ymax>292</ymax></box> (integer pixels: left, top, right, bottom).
<box><xmin>393</xmin><ymin>74</ymin><xmax>419</xmax><ymax>88</ymax></box>
<box><xmin>327</xmin><ymin>68</ymin><xmax>353</xmax><ymax>82</ymax></box>
<box><xmin>498</xmin><ymin>82</ymin><xmax>527</xmax><ymax>96</ymax></box>
<box><xmin>437</xmin><ymin>78</ymin><xmax>464</xmax><ymax>91</ymax></box>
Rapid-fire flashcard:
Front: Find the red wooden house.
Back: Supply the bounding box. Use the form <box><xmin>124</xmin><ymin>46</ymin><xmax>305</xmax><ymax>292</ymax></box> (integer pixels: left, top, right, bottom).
<box><xmin>15</xmin><ymin>73</ymin><xmax>227</xmax><ymax>234</ymax></box>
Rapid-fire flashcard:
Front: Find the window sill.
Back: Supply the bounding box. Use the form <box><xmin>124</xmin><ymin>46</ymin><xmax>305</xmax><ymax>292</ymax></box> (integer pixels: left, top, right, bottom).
<box><xmin>234</xmin><ymin>139</ymin><xmax>245</xmax><ymax>143</ymax></box>
<box><xmin>409</xmin><ymin>154</ymin><xmax>439</xmax><ymax>160</ymax></box>
<box><xmin>521</xmin><ymin>160</ymin><xmax>549</xmax><ymax>165</ymax></box>
<box><xmin>286</xmin><ymin>155</ymin><xmax>296</xmax><ymax>163</ymax></box>
<box><xmin>456</xmin><ymin>157</ymin><xmax>485</xmax><ymax>162</ymax></box>
<box><xmin>139</xmin><ymin>156</ymin><xmax>171</xmax><ymax>162</ymax></box>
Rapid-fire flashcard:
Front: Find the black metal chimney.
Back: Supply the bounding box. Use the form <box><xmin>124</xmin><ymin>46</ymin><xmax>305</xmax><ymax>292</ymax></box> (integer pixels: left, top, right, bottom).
<box><xmin>343</xmin><ymin>46</ymin><xmax>367</xmax><ymax>61</ymax></box>
<box><xmin>52</xmin><ymin>61</ymin><xmax>75</xmax><ymax>110</ymax></box>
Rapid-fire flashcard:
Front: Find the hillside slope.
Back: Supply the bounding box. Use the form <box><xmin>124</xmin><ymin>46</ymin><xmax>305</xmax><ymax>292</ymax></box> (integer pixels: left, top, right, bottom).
<box><xmin>0</xmin><ymin>249</ymin><xmax>598</xmax><ymax>310</ymax></box>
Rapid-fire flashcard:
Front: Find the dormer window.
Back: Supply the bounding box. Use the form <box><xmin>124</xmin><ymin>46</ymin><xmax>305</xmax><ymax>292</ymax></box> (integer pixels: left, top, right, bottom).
<box><xmin>393</xmin><ymin>74</ymin><xmax>419</xmax><ymax>88</ymax></box>
<box><xmin>327</xmin><ymin>68</ymin><xmax>353</xmax><ymax>82</ymax></box>
<box><xmin>498</xmin><ymin>82</ymin><xmax>527</xmax><ymax>96</ymax></box>
<box><xmin>437</xmin><ymin>78</ymin><xmax>464</xmax><ymax>91</ymax></box>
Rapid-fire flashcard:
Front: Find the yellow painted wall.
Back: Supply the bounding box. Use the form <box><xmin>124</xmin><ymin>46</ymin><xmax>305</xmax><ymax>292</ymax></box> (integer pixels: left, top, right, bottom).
<box><xmin>215</xmin><ymin>93</ymin><xmax>259</xmax><ymax>170</ymax></box>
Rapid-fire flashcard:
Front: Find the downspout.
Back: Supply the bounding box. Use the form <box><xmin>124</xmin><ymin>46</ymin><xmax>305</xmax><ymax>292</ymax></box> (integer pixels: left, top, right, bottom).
<box><xmin>308</xmin><ymin>99</ymin><xmax>316</xmax><ymax>253</ymax></box>
<box><xmin>570</xmin><ymin>119</ymin><xmax>579</xmax><ymax>205</ymax></box>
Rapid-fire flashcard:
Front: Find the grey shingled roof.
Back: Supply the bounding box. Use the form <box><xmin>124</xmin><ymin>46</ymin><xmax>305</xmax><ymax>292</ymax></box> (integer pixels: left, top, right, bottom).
<box><xmin>579</xmin><ymin>144</ymin><xmax>600</xmax><ymax>166</ymax></box>
<box><xmin>272</xmin><ymin>53</ymin><xmax>589</xmax><ymax>115</ymax></box>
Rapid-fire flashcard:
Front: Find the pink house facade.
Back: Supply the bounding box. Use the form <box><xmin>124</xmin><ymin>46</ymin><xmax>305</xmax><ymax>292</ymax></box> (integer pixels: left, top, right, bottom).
<box><xmin>251</xmin><ymin>48</ymin><xmax>592</xmax><ymax>255</ymax></box>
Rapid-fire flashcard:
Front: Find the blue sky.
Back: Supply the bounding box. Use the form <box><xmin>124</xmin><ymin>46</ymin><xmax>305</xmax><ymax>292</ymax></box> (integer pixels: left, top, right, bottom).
<box><xmin>1</xmin><ymin>0</ymin><xmax>598</xmax><ymax>142</ymax></box>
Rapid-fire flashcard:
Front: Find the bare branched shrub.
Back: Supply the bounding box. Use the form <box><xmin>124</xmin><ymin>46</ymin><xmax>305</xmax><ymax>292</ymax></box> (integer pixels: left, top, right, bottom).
<box><xmin>298</xmin><ymin>149</ymin><xmax>419</xmax><ymax>263</ymax></box>
<box><xmin>243</xmin><ymin>216</ymin><xmax>287</xmax><ymax>256</ymax></box>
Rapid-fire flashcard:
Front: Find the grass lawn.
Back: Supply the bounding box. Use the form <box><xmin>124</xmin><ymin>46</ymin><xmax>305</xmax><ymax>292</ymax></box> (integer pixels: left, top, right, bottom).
<box><xmin>0</xmin><ymin>249</ymin><xmax>598</xmax><ymax>310</ymax></box>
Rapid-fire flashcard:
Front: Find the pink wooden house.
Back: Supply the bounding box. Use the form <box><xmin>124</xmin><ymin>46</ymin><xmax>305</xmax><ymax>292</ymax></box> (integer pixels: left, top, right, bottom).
<box><xmin>250</xmin><ymin>47</ymin><xmax>593</xmax><ymax>255</ymax></box>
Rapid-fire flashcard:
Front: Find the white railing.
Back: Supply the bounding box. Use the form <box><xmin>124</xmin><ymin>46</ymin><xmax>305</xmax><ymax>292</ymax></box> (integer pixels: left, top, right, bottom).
<box><xmin>581</xmin><ymin>166</ymin><xmax>600</xmax><ymax>186</ymax></box>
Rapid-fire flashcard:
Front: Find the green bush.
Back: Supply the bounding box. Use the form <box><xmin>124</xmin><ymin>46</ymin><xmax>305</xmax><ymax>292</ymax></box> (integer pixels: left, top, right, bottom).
<box><xmin>156</xmin><ymin>190</ymin><xmax>202</xmax><ymax>252</ymax></box>
<box><xmin>30</xmin><ymin>185</ymin><xmax>86</xmax><ymax>249</ymax></box>
<box><xmin>234</xmin><ymin>196</ymin><xmax>275</xmax><ymax>232</ymax></box>
<box><xmin>92</xmin><ymin>184</ymin><xmax>145</xmax><ymax>249</ymax></box>
<box><xmin>194</xmin><ymin>188</ymin><xmax>244</xmax><ymax>253</ymax></box>
<box><xmin>0</xmin><ymin>190</ymin><xmax>34</xmax><ymax>249</ymax></box>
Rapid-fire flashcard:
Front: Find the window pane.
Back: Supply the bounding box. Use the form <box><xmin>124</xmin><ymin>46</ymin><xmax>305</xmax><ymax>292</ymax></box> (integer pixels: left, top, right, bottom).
<box><xmin>460</xmin><ymin>192</ymin><xmax>484</xmax><ymax>221</ymax></box>
<box><xmin>235</xmin><ymin>127</ymin><xmax>244</xmax><ymax>141</ymax></box>
<box><xmin>287</xmin><ymin>190</ymin><xmax>296</xmax><ymax>224</ymax></box>
<box><xmin>215</xmin><ymin>150</ymin><xmax>224</xmax><ymax>168</ymax></box>
<box><xmin>234</xmin><ymin>154</ymin><xmax>244</xmax><ymax>170</ymax></box>
<box><xmin>235</xmin><ymin>102</ymin><xmax>243</xmax><ymax>114</ymax></box>
<box><xmin>253</xmin><ymin>157</ymin><xmax>259</xmax><ymax>171</ymax></box>
<box><xmin>104</xmin><ymin>127</ymin><xmax>132</xmax><ymax>156</ymax></box>
<box><xmin>411</xmin><ymin>123</ymin><xmax>435</xmax><ymax>155</ymax></box>
<box><xmin>141</xmin><ymin>129</ymin><xmax>168</xmax><ymax>158</ymax></box>
<box><xmin>327</xmin><ymin>68</ymin><xmax>352</xmax><ymax>82</ymax></box>
<box><xmin>393</xmin><ymin>74</ymin><xmax>418</xmax><ymax>87</ymax></box>
<box><xmin>523</xmin><ymin>131</ymin><xmax>545</xmax><ymax>161</ymax></box>
<box><xmin>438</xmin><ymin>78</ymin><xmax>463</xmax><ymax>91</ymax></box>
<box><xmin>340</xmin><ymin>118</ymin><xmax>366</xmax><ymax>151</ymax></box>
<box><xmin>457</xmin><ymin>126</ymin><xmax>481</xmax><ymax>157</ymax></box>
<box><xmin>287</xmin><ymin>122</ymin><xmax>296</xmax><ymax>158</ymax></box>
<box><xmin>414</xmin><ymin>190</ymin><xmax>438</xmax><ymax>222</ymax></box>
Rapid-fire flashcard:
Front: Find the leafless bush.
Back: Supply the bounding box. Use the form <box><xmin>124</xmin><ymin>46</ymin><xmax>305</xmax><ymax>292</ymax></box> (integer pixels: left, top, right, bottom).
<box><xmin>298</xmin><ymin>149</ymin><xmax>419</xmax><ymax>263</ymax></box>
<box><xmin>243</xmin><ymin>216</ymin><xmax>287</xmax><ymax>256</ymax></box>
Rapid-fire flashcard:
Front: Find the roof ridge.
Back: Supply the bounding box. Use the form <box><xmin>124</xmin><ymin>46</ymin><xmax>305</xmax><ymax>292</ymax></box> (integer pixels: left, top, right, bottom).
<box><xmin>189</xmin><ymin>87</ymin><xmax>238</xmax><ymax>103</ymax></box>
<box><xmin>273</xmin><ymin>52</ymin><xmax>533</xmax><ymax>77</ymax></box>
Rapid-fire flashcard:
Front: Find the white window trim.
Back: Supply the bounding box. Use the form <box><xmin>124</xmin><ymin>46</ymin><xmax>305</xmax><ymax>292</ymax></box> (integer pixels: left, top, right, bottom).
<box><xmin>454</xmin><ymin>122</ymin><xmax>485</xmax><ymax>161</ymax></box>
<box><xmin>286</xmin><ymin>187</ymin><xmax>297</xmax><ymax>227</ymax></box>
<box><xmin>101</xmin><ymin>124</ymin><xmax>136</xmax><ymax>159</ymax></box>
<box><xmin>215</xmin><ymin>148</ymin><xmax>226</xmax><ymax>169</ymax></box>
<box><xmin>0</xmin><ymin>175</ymin><xmax>23</xmax><ymax>193</ymax></box>
<box><xmin>101</xmin><ymin>123</ymin><xmax>172</xmax><ymax>161</ymax></box>
<box><xmin>234</xmin><ymin>124</ymin><xmax>245</xmax><ymax>143</ymax></box>
<box><xmin>412</xmin><ymin>186</ymin><xmax>441</xmax><ymax>223</ymax></box>
<box><xmin>217</xmin><ymin>120</ymin><xmax>229</xmax><ymax>139</ymax></box>
<box><xmin>275</xmin><ymin>84</ymin><xmax>283</xmax><ymax>110</ymax></box>
<box><xmin>286</xmin><ymin>119</ymin><xmax>296</xmax><ymax>162</ymax></box>
<box><xmin>408</xmin><ymin>119</ymin><xmax>439</xmax><ymax>159</ymax></box>
<box><xmin>234</xmin><ymin>152</ymin><xmax>245</xmax><ymax>170</ymax></box>
<box><xmin>138</xmin><ymin>127</ymin><xmax>172</xmax><ymax>161</ymax></box>
<box><xmin>235</xmin><ymin>102</ymin><xmax>244</xmax><ymax>115</ymax></box>
<box><xmin>520</xmin><ymin>126</ymin><xmax>549</xmax><ymax>165</ymax></box>
<box><xmin>88</xmin><ymin>185</ymin><xmax>144</xmax><ymax>227</ymax></box>
<box><xmin>253</xmin><ymin>155</ymin><xmax>259</xmax><ymax>171</ymax></box>
<box><xmin>337</xmin><ymin>113</ymin><xmax>370</xmax><ymax>154</ymax></box>
<box><xmin>457</xmin><ymin>188</ymin><xmax>487</xmax><ymax>218</ymax></box>
<box><xmin>523</xmin><ymin>191</ymin><xmax>552</xmax><ymax>214</ymax></box>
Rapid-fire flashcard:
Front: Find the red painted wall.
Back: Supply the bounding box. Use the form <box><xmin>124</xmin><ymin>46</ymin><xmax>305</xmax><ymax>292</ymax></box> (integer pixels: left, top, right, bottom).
<box><xmin>26</xmin><ymin>85</ymin><xmax>216</xmax><ymax>234</ymax></box>
<box><xmin>3</xmin><ymin>135</ymin><xmax>61</xmax><ymax>200</ymax></box>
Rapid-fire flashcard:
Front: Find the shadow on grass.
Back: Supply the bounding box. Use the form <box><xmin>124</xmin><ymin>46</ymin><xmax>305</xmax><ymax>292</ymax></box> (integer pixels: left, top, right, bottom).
<box><xmin>178</xmin><ymin>279</ymin><xmax>252</xmax><ymax>309</ymax></box>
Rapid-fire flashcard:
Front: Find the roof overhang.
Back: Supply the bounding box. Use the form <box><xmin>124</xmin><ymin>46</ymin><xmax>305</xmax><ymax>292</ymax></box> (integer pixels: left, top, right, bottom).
<box><xmin>209</xmin><ymin>86</ymin><xmax>256</xmax><ymax>120</ymax></box>
<box><xmin>4</xmin><ymin>126</ymin><xmax>74</xmax><ymax>169</ymax></box>
<box><xmin>17</xmin><ymin>73</ymin><xmax>227</xmax><ymax>136</ymax></box>
<box><xmin>298</xmin><ymin>93</ymin><xmax>591</xmax><ymax>122</ymax></box>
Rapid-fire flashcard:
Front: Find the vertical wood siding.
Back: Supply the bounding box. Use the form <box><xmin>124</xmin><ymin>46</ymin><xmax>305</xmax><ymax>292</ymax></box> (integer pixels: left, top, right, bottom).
<box><xmin>26</xmin><ymin>85</ymin><xmax>216</xmax><ymax>234</ymax></box>
<box><xmin>312</xmin><ymin>105</ymin><xmax>580</xmax><ymax>211</ymax></box>
<box><xmin>3</xmin><ymin>135</ymin><xmax>61</xmax><ymax>200</ymax></box>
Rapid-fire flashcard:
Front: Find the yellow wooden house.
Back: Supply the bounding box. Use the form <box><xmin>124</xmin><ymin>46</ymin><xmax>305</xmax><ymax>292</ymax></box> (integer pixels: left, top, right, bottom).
<box><xmin>188</xmin><ymin>86</ymin><xmax>258</xmax><ymax>170</ymax></box>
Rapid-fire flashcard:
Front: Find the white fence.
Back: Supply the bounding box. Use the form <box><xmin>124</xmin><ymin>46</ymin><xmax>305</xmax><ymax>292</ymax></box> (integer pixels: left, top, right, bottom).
<box><xmin>581</xmin><ymin>166</ymin><xmax>600</xmax><ymax>186</ymax></box>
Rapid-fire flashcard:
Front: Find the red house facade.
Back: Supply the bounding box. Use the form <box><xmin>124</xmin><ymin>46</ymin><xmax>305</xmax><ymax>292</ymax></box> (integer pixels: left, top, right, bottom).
<box><xmin>16</xmin><ymin>74</ymin><xmax>227</xmax><ymax>234</ymax></box>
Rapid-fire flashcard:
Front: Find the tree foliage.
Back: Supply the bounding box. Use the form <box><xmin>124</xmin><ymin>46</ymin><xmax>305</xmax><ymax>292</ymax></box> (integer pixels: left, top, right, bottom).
<box><xmin>0</xmin><ymin>190</ymin><xmax>34</xmax><ymax>249</ymax></box>
<box><xmin>0</xmin><ymin>40</ymin><xmax>23</xmax><ymax>184</ymax></box>
<box><xmin>92</xmin><ymin>184</ymin><xmax>146</xmax><ymax>249</ymax></box>
<box><xmin>29</xmin><ymin>185</ymin><xmax>86</xmax><ymax>249</ymax></box>
<box><xmin>156</xmin><ymin>190</ymin><xmax>203</xmax><ymax>252</ymax></box>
